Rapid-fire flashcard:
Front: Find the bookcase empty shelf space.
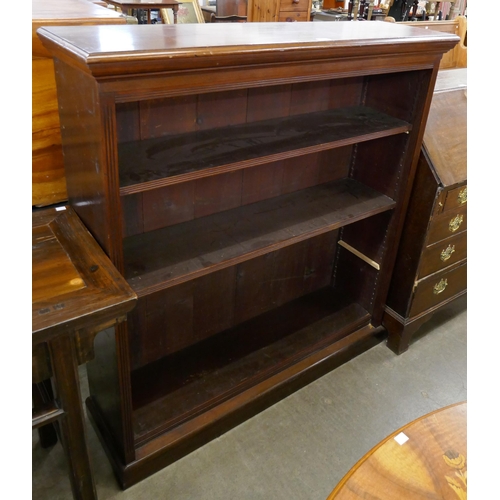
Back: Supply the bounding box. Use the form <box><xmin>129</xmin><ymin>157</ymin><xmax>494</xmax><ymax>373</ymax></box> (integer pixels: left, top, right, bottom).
<box><xmin>131</xmin><ymin>296</ymin><xmax>370</xmax><ymax>443</ymax></box>
<box><xmin>118</xmin><ymin>106</ymin><xmax>411</xmax><ymax>192</ymax></box>
<box><xmin>124</xmin><ymin>178</ymin><xmax>395</xmax><ymax>295</ymax></box>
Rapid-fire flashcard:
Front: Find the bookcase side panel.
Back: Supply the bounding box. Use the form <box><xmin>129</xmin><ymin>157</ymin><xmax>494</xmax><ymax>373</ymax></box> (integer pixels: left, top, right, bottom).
<box><xmin>87</xmin><ymin>323</ymin><xmax>136</xmax><ymax>465</ymax></box>
<box><xmin>54</xmin><ymin>60</ymin><xmax>121</xmax><ymax>259</ymax></box>
<box><xmin>358</xmin><ymin>67</ymin><xmax>441</xmax><ymax>325</ymax></box>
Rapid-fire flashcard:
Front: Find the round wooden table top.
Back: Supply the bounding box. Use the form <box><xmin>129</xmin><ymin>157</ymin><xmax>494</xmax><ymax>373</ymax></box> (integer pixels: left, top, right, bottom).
<box><xmin>327</xmin><ymin>401</ymin><xmax>467</xmax><ymax>500</ymax></box>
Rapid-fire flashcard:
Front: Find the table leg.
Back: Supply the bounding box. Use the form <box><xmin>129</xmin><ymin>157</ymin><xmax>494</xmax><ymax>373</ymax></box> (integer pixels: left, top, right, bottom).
<box><xmin>48</xmin><ymin>334</ymin><xmax>97</xmax><ymax>500</ymax></box>
<box><xmin>32</xmin><ymin>380</ymin><xmax>58</xmax><ymax>448</ymax></box>
<box><xmin>173</xmin><ymin>5</ymin><xmax>178</xmax><ymax>23</ymax></box>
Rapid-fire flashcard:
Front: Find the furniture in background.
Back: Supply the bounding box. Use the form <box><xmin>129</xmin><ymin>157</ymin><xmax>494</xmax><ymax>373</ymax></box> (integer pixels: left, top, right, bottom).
<box><xmin>346</xmin><ymin>0</ymin><xmax>378</xmax><ymax>19</ymax></box>
<box><xmin>312</xmin><ymin>10</ymin><xmax>348</xmax><ymax>21</ymax></box>
<box><xmin>247</xmin><ymin>0</ymin><xmax>313</xmax><ymax>21</ymax></box>
<box><xmin>386</xmin><ymin>0</ymin><xmax>421</xmax><ymax>21</ymax></box>
<box><xmin>327</xmin><ymin>401</ymin><xmax>467</xmax><ymax>499</ymax></box>
<box><xmin>383</xmin><ymin>68</ymin><xmax>466</xmax><ymax>354</ymax></box>
<box><xmin>211</xmin><ymin>13</ymin><xmax>247</xmax><ymax>20</ymax></box>
<box><xmin>32</xmin><ymin>0</ymin><xmax>128</xmax><ymax>208</ymax></box>
<box><xmin>399</xmin><ymin>16</ymin><xmax>467</xmax><ymax>69</ymax></box>
<box><xmin>201</xmin><ymin>5</ymin><xmax>216</xmax><ymax>20</ymax></box>
<box><xmin>386</xmin><ymin>0</ymin><xmax>466</xmax><ymax>21</ymax></box>
<box><xmin>161</xmin><ymin>0</ymin><xmax>203</xmax><ymax>22</ymax></box>
<box><xmin>322</xmin><ymin>0</ymin><xmax>345</xmax><ymax>8</ymax></box>
<box><xmin>216</xmin><ymin>0</ymin><xmax>248</xmax><ymax>15</ymax></box>
<box><xmin>37</xmin><ymin>22</ymin><xmax>458</xmax><ymax>488</ymax></box>
<box><xmin>104</xmin><ymin>0</ymin><xmax>180</xmax><ymax>23</ymax></box>
<box><xmin>201</xmin><ymin>0</ymin><xmax>248</xmax><ymax>22</ymax></box>
<box><xmin>32</xmin><ymin>206</ymin><xmax>137</xmax><ymax>500</ymax></box>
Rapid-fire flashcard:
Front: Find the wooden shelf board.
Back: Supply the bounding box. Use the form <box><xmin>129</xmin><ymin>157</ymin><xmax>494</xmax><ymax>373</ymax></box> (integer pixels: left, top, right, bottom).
<box><xmin>118</xmin><ymin>106</ymin><xmax>411</xmax><ymax>194</ymax></box>
<box><xmin>131</xmin><ymin>289</ymin><xmax>370</xmax><ymax>444</ymax></box>
<box><xmin>87</xmin><ymin>322</ymin><xmax>385</xmax><ymax>489</ymax></box>
<box><xmin>124</xmin><ymin>178</ymin><xmax>395</xmax><ymax>296</ymax></box>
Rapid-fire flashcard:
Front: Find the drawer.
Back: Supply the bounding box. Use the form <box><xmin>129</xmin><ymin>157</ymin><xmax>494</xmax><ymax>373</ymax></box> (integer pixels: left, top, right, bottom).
<box><xmin>409</xmin><ymin>262</ymin><xmax>467</xmax><ymax>318</ymax></box>
<box><xmin>280</xmin><ymin>0</ymin><xmax>309</xmax><ymax>12</ymax></box>
<box><xmin>442</xmin><ymin>184</ymin><xmax>467</xmax><ymax>213</ymax></box>
<box><xmin>418</xmin><ymin>230</ymin><xmax>467</xmax><ymax>279</ymax></box>
<box><xmin>279</xmin><ymin>11</ymin><xmax>309</xmax><ymax>21</ymax></box>
<box><xmin>426</xmin><ymin>204</ymin><xmax>467</xmax><ymax>245</ymax></box>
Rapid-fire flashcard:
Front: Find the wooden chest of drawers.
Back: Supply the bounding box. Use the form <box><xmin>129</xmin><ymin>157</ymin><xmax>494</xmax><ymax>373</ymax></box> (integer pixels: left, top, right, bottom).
<box><xmin>383</xmin><ymin>68</ymin><xmax>467</xmax><ymax>354</ymax></box>
<box><xmin>247</xmin><ymin>0</ymin><xmax>312</xmax><ymax>21</ymax></box>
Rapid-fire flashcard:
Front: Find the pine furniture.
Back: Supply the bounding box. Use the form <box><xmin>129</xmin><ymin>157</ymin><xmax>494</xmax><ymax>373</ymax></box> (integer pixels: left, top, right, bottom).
<box><xmin>247</xmin><ymin>0</ymin><xmax>313</xmax><ymax>21</ymax></box>
<box><xmin>36</xmin><ymin>22</ymin><xmax>458</xmax><ymax>488</ymax></box>
<box><xmin>399</xmin><ymin>17</ymin><xmax>467</xmax><ymax>69</ymax></box>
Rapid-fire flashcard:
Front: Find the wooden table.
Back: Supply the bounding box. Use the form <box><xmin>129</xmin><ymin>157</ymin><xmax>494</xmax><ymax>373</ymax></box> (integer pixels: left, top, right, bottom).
<box><xmin>32</xmin><ymin>206</ymin><xmax>137</xmax><ymax>500</ymax></box>
<box><xmin>327</xmin><ymin>402</ymin><xmax>467</xmax><ymax>499</ymax></box>
<box><xmin>104</xmin><ymin>0</ymin><xmax>179</xmax><ymax>23</ymax></box>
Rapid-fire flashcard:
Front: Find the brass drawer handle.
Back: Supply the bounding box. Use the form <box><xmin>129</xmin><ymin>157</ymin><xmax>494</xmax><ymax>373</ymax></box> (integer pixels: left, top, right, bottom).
<box><xmin>433</xmin><ymin>278</ymin><xmax>448</xmax><ymax>295</ymax></box>
<box><xmin>440</xmin><ymin>244</ymin><xmax>455</xmax><ymax>262</ymax></box>
<box><xmin>458</xmin><ymin>187</ymin><xmax>467</xmax><ymax>205</ymax></box>
<box><xmin>449</xmin><ymin>214</ymin><xmax>464</xmax><ymax>233</ymax></box>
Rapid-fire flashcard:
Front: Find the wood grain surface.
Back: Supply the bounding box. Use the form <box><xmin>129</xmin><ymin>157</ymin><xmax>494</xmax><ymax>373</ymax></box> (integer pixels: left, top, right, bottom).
<box><xmin>327</xmin><ymin>402</ymin><xmax>467</xmax><ymax>499</ymax></box>
<box><xmin>32</xmin><ymin>0</ymin><xmax>126</xmax><ymax>207</ymax></box>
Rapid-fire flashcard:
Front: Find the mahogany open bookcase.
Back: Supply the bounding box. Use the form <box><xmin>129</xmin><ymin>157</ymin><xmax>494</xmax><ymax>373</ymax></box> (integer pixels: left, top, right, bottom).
<box><xmin>37</xmin><ymin>22</ymin><xmax>458</xmax><ymax>488</ymax></box>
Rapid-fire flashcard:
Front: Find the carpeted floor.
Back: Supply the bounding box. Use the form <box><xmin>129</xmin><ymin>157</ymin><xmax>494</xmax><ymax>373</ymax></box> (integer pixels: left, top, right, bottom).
<box><xmin>32</xmin><ymin>295</ymin><xmax>467</xmax><ymax>500</ymax></box>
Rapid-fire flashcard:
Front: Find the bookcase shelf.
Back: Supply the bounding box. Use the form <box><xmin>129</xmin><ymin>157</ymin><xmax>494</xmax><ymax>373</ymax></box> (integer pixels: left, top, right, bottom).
<box><xmin>118</xmin><ymin>106</ymin><xmax>411</xmax><ymax>193</ymax></box>
<box><xmin>131</xmin><ymin>294</ymin><xmax>369</xmax><ymax>443</ymax></box>
<box><xmin>124</xmin><ymin>178</ymin><xmax>396</xmax><ymax>296</ymax></box>
<box><xmin>37</xmin><ymin>21</ymin><xmax>458</xmax><ymax>489</ymax></box>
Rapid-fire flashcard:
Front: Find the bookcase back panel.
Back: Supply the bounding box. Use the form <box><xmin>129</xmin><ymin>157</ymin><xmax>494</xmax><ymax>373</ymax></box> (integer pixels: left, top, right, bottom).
<box><xmin>127</xmin><ymin>267</ymin><xmax>237</xmax><ymax>369</ymax></box>
<box><xmin>115</xmin><ymin>78</ymin><xmax>365</xmax><ymax>145</ymax></box>
<box><xmin>351</xmin><ymin>134</ymin><xmax>409</xmax><ymax>200</ymax></box>
<box><xmin>341</xmin><ymin>211</ymin><xmax>394</xmax><ymax>266</ymax></box>
<box><xmin>364</xmin><ymin>69</ymin><xmax>433</xmax><ymax>123</ymax></box>
<box><xmin>234</xmin><ymin>232</ymin><xmax>338</xmax><ymax>324</ymax></box>
<box><xmin>333</xmin><ymin>246</ymin><xmax>380</xmax><ymax>314</ymax></box>
<box><xmin>121</xmin><ymin>147</ymin><xmax>352</xmax><ymax>237</ymax></box>
<box><xmin>114</xmin><ymin>71</ymin><xmax>431</xmax><ymax>149</ymax></box>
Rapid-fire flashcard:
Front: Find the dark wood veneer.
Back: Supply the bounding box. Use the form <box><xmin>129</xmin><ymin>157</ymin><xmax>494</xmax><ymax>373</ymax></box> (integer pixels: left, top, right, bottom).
<box><xmin>37</xmin><ymin>22</ymin><xmax>458</xmax><ymax>488</ymax></box>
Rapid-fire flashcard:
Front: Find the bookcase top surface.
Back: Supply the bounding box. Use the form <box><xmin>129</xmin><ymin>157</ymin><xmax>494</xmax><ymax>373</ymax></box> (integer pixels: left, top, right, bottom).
<box><xmin>37</xmin><ymin>22</ymin><xmax>459</xmax><ymax>76</ymax></box>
